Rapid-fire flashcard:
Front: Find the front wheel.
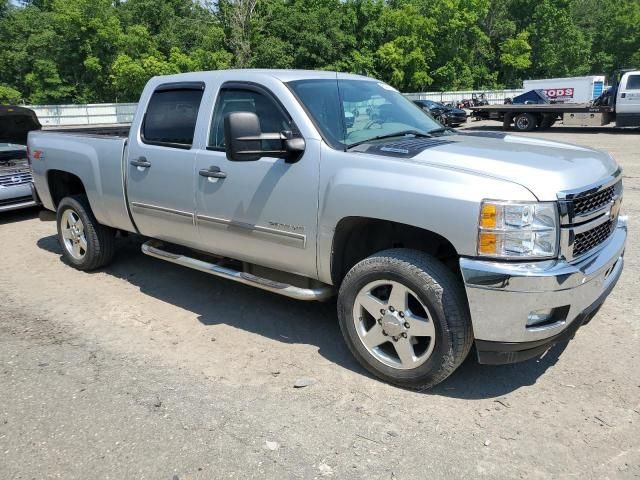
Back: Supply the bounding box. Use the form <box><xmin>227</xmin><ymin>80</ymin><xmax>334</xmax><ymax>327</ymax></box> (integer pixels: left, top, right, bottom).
<box><xmin>337</xmin><ymin>249</ymin><xmax>473</xmax><ymax>390</ymax></box>
<box><xmin>56</xmin><ymin>195</ymin><xmax>115</xmax><ymax>271</ymax></box>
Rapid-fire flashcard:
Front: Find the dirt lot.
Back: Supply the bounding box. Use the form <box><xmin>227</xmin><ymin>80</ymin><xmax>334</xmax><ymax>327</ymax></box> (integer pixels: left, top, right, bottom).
<box><xmin>1</xmin><ymin>121</ymin><xmax>639</xmax><ymax>479</ymax></box>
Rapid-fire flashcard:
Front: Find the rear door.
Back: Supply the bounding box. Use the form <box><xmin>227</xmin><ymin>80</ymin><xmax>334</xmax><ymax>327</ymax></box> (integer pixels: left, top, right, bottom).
<box><xmin>126</xmin><ymin>82</ymin><xmax>204</xmax><ymax>246</ymax></box>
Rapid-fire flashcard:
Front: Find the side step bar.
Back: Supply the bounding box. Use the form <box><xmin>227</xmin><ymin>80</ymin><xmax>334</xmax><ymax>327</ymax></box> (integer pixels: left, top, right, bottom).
<box><xmin>141</xmin><ymin>240</ymin><xmax>334</xmax><ymax>301</ymax></box>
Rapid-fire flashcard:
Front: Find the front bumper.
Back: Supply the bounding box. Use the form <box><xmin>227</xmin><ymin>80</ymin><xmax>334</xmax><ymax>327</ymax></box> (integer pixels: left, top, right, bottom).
<box><xmin>0</xmin><ymin>182</ymin><xmax>38</xmax><ymax>212</ymax></box>
<box><xmin>460</xmin><ymin>216</ymin><xmax>627</xmax><ymax>364</ymax></box>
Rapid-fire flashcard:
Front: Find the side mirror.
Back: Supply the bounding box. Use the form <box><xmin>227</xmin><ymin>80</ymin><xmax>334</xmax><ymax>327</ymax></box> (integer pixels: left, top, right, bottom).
<box><xmin>223</xmin><ymin>111</ymin><xmax>305</xmax><ymax>163</ymax></box>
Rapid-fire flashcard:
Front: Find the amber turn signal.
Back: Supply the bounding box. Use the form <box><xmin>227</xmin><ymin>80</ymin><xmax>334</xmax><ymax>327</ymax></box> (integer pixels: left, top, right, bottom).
<box><xmin>478</xmin><ymin>232</ymin><xmax>497</xmax><ymax>255</ymax></box>
<box><xmin>480</xmin><ymin>203</ymin><xmax>497</xmax><ymax>229</ymax></box>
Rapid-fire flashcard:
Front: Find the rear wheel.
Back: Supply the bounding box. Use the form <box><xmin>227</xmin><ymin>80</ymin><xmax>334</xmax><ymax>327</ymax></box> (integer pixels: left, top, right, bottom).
<box><xmin>502</xmin><ymin>113</ymin><xmax>514</xmax><ymax>130</ymax></box>
<box><xmin>539</xmin><ymin>114</ymin><xmax>557</xmax><ymax>130</ymax></box>
<box><xmin>513</xmin><ymin>112</ymin><xmax>539</xmax><ymax>132</ymax></box>
<box><xmin>337</xmin><ymin>249</ymin><xmax>473</xmax><ymax>390</ymax></box>
<box><xmin>56</xmin><ymin>195</ymin><xmax>115</xmax><ymax>271</ymax></box>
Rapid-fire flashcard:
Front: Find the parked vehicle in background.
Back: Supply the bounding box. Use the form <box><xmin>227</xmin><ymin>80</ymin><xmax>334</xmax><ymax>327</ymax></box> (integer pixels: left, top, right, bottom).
<box><xmin>25</xmin><ymin>70</ymin><xmax>626</xmax><ymax>389</ymax></box>
<box><xmin>413</xmin><ymin>99</ymin><xmax>467</xmax><ymax>126</ymax></box>
<box><xmin>0</xmin><ymin>106</ymin><xmax>41</xmax><ymax>212</ymax></box>
<box><xmin>471</xmin><ymin>70</ymin><xmax>640</xmax><ymax>131</ymax></box>
<box><xmin>0</xmin><ymin>144</ymin><xmax>38</xmax><ymax>212</ymax></box>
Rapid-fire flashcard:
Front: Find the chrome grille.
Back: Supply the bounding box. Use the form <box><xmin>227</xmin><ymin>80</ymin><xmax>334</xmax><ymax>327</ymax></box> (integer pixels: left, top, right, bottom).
<box><xmin>572</xmin><ymin>184</ymin><xmax>616</xmax><ymax>216</ymax></box>
<box><xmin>0</xmin><ymin>171</ymin><xmax>32</xmax><ymax>187</ymax></box>
<box><xmin>558</xmin><ymin>172</ymin><xmax>623</xmax><ymax>261</ymax></box>
<box><xmin>573</xmin><ymin>220</ymin><xmax>615</xmax><ymax>257</ymax></box>
<box><xmin>0</xmin><ymin>158</ymin><xmax>32</xmax><ymax>187</ymax></box>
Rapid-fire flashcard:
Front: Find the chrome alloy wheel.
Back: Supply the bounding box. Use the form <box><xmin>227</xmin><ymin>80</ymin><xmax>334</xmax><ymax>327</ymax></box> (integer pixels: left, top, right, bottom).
<box><xmin>353</xmin><ymin>280</ymin><xmax>436</xmax><ymax>370</ymax></box>
<box><xmin>61</xmin><ymin>209</ymin><xmax>88</xmax><ymax>260</ymax></box>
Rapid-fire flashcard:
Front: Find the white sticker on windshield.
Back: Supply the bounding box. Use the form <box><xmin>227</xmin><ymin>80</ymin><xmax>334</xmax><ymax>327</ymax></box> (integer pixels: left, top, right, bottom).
<box><xmin>377</xmin><ymin>82</ymin><xmax>398</xmax><ymax>92</ymax></box>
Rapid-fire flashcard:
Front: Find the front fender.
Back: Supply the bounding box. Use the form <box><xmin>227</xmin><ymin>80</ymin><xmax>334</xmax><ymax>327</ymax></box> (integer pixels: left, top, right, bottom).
<box><xmin>316</xmin><ymin>145</ymin><xmax>536</xmax><ymax>284</ymax></box>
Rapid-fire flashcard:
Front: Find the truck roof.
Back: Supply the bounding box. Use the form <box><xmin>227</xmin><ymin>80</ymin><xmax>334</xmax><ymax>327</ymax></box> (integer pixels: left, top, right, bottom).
<box><xmin>147</xmin><ymin>69</ymin><xmax>376</xmax><ymax>85</ymax></box>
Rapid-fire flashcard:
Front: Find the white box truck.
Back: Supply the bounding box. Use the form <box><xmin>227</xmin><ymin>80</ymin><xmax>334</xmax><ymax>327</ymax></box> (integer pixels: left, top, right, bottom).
<box><xmin>523</xmin><ymin>76</ymin><xmax>606</xmax><ymax>103</ymax></box>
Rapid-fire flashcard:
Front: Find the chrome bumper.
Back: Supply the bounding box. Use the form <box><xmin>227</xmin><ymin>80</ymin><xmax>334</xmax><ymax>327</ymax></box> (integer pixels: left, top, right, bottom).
<box><xmin>460</xmin><ymin>216</ymin><xmax>627</xmax><ymax>346</ymax></box>
<box><xmin>0</xmin><ymin>182</ymin><xmax>38</xmax><ymax>212</ymax></box>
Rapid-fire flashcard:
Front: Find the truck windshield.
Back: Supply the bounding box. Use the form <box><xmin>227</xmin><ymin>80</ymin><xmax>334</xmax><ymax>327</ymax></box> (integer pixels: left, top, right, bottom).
<box><xmin>287</xmin><ymin>79</ymin><xmax>443</xmax><ymax>150</ymax></box>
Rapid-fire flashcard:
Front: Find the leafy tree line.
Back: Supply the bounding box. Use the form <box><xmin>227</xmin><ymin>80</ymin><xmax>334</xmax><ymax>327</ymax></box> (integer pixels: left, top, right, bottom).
<box><xmin>0</xmin><ymin>0</ymin><xmax>638</xmax><ymax>104</ymax></box>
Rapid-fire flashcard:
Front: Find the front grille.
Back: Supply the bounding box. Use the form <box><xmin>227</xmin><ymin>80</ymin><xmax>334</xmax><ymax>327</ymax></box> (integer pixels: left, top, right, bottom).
<box><xmin>572</xmin><ymin>183</ymin><xmax>616</xmax><ymax>216</ymax></box>
<box><xmin>573</xmin><ymin>220</ymin><xmax>614</xmax><ymax>257</ymax></box>
<box><xmin>0</xmin><ymin>171</ymin><xmax>32</xmax><ymax>187</ymax></box>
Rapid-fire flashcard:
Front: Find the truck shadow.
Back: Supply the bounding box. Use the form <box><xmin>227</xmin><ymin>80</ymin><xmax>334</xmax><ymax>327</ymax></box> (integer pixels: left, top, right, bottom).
<box><xmin>37</xmin><ymin>233</ymin><xmax>566</xmax><ymax>399</ymax></box>
<box><xmin>0</xmin><ymin>206</ymin><xmax>40</xmax><ymax>225</ymax></box>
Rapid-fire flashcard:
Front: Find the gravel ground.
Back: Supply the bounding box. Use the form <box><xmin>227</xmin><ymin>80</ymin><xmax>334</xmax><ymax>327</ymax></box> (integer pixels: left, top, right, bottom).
<box><xmin>1</xmin><ymin>121</ymin><xmax>638</xmax><ymax>479</ymax></box>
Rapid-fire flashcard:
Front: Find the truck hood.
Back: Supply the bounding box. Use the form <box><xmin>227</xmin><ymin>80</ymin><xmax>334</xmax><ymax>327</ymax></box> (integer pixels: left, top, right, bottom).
<box><xmin>411</xmin><ymin>132</ymin><xmax>618</xmax><ymax>200</ymax></box>
<box><xmin>0</xmin><ymin>106</ymin><xmax>41</xmax><ymax>145</ymax></box>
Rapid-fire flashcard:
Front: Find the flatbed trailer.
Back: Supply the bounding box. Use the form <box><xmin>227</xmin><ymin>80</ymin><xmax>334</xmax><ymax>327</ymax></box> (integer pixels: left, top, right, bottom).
<box><xmin>471</xmin><ymin>103</ymin><xmax>616</xmax><ymax>131</ymax></box>
<box><xmin>470</xmin><ymin>70</ymin><xmax>640</xmax><ymax>132</ymax></box>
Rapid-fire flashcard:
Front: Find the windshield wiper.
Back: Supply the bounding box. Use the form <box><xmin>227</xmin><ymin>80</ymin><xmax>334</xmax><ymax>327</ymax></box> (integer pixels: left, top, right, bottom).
<box><xmin>346</xmin><ymin>130</ymin><xmax>432</xmax><ymax>150</ymax></box>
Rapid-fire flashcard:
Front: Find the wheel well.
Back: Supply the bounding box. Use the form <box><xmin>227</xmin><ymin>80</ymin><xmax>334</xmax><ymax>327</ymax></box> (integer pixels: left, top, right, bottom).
<box><xmin>331</xmin><ymin>217</ymin><xmax>460</xmax><ymax>285</ymax></box>
<box><xmin>47</xmin><ymin>170</ymin><xmax>86</xmax><ymax>208</ymax></box>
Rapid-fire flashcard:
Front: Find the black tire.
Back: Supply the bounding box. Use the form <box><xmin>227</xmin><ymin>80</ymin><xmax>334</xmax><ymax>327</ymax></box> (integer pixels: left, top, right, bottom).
<box><xmin>56</xmin><ymin>195</ymin><xmax>115</xmax><ymax>271</ymax></box>
<box><xmin>513</xmin><ymin>112</ymin><xmax>538</xmax><ymax>132</ymax></box>
<box><xmin>539</xmin><ymin>114</ymin><xmax>557</xmax><ymax>130</ymax></box>
<box><xmin>502</xmin><ymin>113</ymin><xmax>514</xmax><ymax>130</ymax></box>
<box><xmin>337</xmin><ymin>249</ymin><xmax>473</xmax><ymax>390</ymax></box>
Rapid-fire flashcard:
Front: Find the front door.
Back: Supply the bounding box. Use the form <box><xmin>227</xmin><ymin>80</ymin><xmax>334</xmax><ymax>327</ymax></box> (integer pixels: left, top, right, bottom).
<box><xmin>193</xmin><ymin>83</ymin><xmax>320</xmax><ymax>278</ymax></box>
<box><xmin>617</xmin><ymin>72</ymin><xmax>640</xmax><ymax>119</ymax></box>
<box><xmin>127</xmin><ymin>83</ymin><xmax>204</xmax><ymax>247</ymax></box>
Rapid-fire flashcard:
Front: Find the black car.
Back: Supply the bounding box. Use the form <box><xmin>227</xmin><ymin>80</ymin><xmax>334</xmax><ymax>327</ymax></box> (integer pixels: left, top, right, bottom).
<box><xmin>413</xmin><ymin>99</ymin><xmax>467</xmax><ymax>127</ymax></box>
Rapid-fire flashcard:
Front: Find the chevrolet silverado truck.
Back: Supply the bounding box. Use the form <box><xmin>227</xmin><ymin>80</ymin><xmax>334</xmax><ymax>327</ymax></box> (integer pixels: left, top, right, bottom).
<box><xmin>27</xmin><ymin>70</ymin><xmax>627</xmax><ymax>389</ymax></box>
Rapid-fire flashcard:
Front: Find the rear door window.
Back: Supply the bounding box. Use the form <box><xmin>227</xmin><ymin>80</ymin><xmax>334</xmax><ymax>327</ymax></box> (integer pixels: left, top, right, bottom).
<box><xmin>142</xmin><ymin>85</ymin><xmax>204</xmax><ymax>149</ymax></box>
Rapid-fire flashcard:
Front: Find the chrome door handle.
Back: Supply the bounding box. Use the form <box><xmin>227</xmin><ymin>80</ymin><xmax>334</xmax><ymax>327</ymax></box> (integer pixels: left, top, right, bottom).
<box><xmin>130</xmin><ymin>157</ymin><xmax>151</xmax><ymax>168</ymax></box>
<box><xmin>199</xmin><ymin>166</ymin><xmax>227</xmax><ymax>179</ymax></box>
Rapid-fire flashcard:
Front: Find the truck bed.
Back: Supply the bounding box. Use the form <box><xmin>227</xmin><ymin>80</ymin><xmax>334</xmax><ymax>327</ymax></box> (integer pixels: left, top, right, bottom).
<box><xmin>29</xmin><ymin>130</ymin><xmax>136</xmax><ymax>233</ymax></box>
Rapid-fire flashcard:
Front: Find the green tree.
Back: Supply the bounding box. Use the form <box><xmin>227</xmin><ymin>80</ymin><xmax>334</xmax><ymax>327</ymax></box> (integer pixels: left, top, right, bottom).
<box><xmin>500</xmin><ymin>31</ymin><xmax>532</xmax><ymax>86</ymax></box>
<box><xmin>526</xmin><ymin>0</ymin><xmax>591</xmax><ymax>78</ymax></box>
<box><xmin>0</xmin><ymin>84</ymin><xmax>22</xmax><ymax>103</ymax></box>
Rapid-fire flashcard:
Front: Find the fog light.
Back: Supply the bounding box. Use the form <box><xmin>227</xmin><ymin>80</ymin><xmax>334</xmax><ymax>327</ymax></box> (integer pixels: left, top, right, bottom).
<box><xmin>527</xmin><ymin>306</ymin><xmax>570</xmax><ymax>328</ymax></box>
<box><xmin>527</xmin><ymin>308</ymin><xmax>554</xmax><ymax>327</ymax></box>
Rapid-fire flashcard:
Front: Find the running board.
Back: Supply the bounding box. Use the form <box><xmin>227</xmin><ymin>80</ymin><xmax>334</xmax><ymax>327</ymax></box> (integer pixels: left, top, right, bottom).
<box><xmin>141</xmin><ymin>240</ymin><xmax>334</xmax><ymax>301</ymax></box>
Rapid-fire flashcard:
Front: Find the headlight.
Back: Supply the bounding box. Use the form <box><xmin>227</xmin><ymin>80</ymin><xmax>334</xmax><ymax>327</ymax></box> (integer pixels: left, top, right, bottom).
<box><xmin>477</xmin><ymin>200</ymin><xmax>558</xmax><ymax>259</ymax></box>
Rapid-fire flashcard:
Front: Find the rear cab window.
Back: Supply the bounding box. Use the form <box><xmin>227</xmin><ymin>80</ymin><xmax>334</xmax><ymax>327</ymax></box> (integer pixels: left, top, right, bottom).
<box><xmin>142</xmin><ymin>83</ymin><xmax>205</xmax><ymax>149</ymax></box>
<box><xmin>625</xmin><ymin>75</ymin><xmax>640</xmax><ymax>90</ymax></box>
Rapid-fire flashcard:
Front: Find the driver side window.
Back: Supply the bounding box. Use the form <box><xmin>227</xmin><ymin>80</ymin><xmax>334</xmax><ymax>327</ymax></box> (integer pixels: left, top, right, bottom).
<box><xmin>208</xmin><ymin>88</ymin><xmax>291</xmax><ymax>150</ymax></box>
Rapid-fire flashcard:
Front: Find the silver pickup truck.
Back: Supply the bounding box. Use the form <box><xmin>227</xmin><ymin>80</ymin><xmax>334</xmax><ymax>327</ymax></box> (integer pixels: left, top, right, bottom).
<box><xmin>28</xmin><ymin>70</ymin><xmax>627</xmax><ymax>389</ymax></box>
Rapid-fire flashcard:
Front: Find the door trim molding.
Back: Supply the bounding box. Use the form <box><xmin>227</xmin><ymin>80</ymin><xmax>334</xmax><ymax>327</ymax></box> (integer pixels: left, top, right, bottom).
<box><xmin>131</xmin><ymin>202</ymin><xmax>195</xmax><ymax>223</ymax></box>
<box><xmin>196</xmin><ymin>214</ymin><xmax>307</xmax><ymax>247</ymax></box>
